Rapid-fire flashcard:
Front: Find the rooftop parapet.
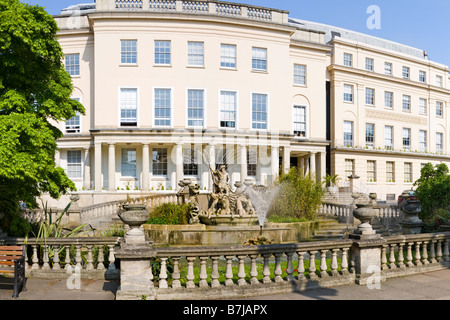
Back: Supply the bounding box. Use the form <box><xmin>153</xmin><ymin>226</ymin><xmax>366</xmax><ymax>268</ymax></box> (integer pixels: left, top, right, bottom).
<box><xmin>92</xmin><ymin>0</ymin><xmax>289</xmax><ymax>24</ymax></box>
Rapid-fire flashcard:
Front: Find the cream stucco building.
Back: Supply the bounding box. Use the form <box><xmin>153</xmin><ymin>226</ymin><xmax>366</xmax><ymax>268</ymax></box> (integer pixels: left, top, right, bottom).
<box><xmin>51</xmin><ymin>0</ymin><xmax>450</xmax><ymax>206</ymax></box>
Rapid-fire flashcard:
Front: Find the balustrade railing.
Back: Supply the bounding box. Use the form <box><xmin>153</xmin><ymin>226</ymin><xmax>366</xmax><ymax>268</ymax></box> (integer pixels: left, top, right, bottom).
<box><xmin>95</xmin><ymin>0</ymin><xmax>289</xmax><ymax>23</ymax></box>
<box><xmin>0</xmin><ymin>237</ymin><xmax>121</xmax><ymax>277</ymax></box>
<box><xmin>381</xmin><ymin>233</ymin><xmax>450</xmax><ymax>277</ymax></box>
<box><xmin>152</xmin><ymin>240</ymin><xmax>354</xmax><ymax>290</ymax></box>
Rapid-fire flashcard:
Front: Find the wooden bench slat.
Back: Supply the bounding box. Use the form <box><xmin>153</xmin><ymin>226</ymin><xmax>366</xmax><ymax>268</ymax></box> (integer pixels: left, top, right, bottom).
<box><xmin>0</xmin><ymin>261</ymin><xmax>15</xmax><ymax>266</ymax></box>
<box><xmin>0</xmin><ymin>269</ymin><xmax>15</xmax><ymax>273</ymax></box>
<box><xmin>0</xmin><ymin>255</ymin><xmax>23</xmax><ymax>260</ymax></box>
<box><xmin>0</xmin><ymin>251</ymin><xmax>22</xmax><ymax>256</ymax></box>
<box><xmin>0</xmin><ymin>246</ymin><xmax>23</xmax><ymax>250</ymax></box>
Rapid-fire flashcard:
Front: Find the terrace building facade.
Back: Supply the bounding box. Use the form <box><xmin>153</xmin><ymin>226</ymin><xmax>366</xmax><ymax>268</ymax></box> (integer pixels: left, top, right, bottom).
<box><xmin>50</xmin><ymin>0</ymin><xmax>450</xmax><ymax>207</ymax></box>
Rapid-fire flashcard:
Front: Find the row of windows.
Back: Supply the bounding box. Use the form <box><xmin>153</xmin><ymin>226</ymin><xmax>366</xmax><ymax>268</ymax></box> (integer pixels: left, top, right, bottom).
<box><xmin>343</xmin><ymin>53</ymin><xmax>445</xmax><ymax>87</ymax></box>
<box><xmin>344</xmin><ymin>120</ymin><xmax>444</xmax><ymax>153</ymax></box>
<box><xmin>345</xmin><ymin>159</ymin><xmax>428</xmax><ymax>184</ymax></box>
<box><xmin>66</xmin><ymin>89</ymin><xmax>309</xmax><ymax>136</ymax></box>
<box><xmin>66</xmin><ymin>147</ymin><xmax>258</xmax><ymax>179</ymax></box>
<box><xmin>343</xmin><ymin>84</ymin><xmax>445</xmax><ymax>117</ymax></box>
<box><xmin>64</xmin><ymin>45</ymin><xmax>308</xmax><ymax>86</ymax></box>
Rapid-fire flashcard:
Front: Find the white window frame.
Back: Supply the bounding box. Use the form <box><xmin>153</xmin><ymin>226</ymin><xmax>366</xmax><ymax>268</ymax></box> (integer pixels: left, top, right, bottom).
<box><xmin>220</xmin><ymin>44</ymin><xmax>237</xmax><ymax>69</ymax></box>
<box><xmin>419</xmin><ymin>130</ymin><xmax>427</xmax><ymax>152</ymax></box>
<box><xmin>118</xmin><ymin>87</ymin><xmax>139</xmax><ymax>127</ymax></box>
<box><xmin>365</xmin><ymin>88</ymin><xmax>375</xmax><ymax>106</ymax></box>
<box><xmin>65</xmin><ymin>53</ymin><xmax>80</xmax><ymax>76</ymax></box>
<box><xmin>186</xmin><ymin>88</ymin><xmax>206</xmax><ymax>128</ymax></box>
<box><xmin>218</xmin><ymin>90</ymin><xmax>238</xmax><ymax>129</ymax></box>
<box><xmin>343</xmin><ymin>121</ymin><xmax>353</xmax><ymax>147</ymax></box>
<box><xmin>419</xmin><ymin>98</ymin><xmax>427</xmax><ymax>115</ymax></box>
<box><xmin>384</xmin><ymin>125</ymin><xmax>393</xmax><ymax>150</ymax></box>
<box><xmin>386</xmin><ymin>161</ymin><xmax>395</xmax><ymax>183</ymax></box>
<box><xmin>365</xmin><ymin>123</ymin><xmax>375</xmax><ymax>148</ymax></box>
<box><xmin>402</xmin><ymin>128</ymin><xmax>411</xmax><ymax>150</ymax></box>
<box><xmin>384</xmin><ymin>91</ymin><xmax>393</xmax><ymax>109</ymax></box>
<box><xmin>436</xmin><ymin>101</ymin><xmax>443</xmax><ymax>117</ymax></box>
<box><xmin>187</xmin><ymin>41</ymin><xmax>204</xmax><ymax>67</ymax></box>
<box><xmin>404</xmin><ymin>162</ymin><xmax>413</xmax><ymax>183</ymax></box>
<box><xmin>65</xmin><ymin>97</ymin><xmax>81</xmax><ymax>134</ymax></box>
<box><xmin>367</xmin><ymin>160</ymin><xmax>376</xmax><ymax>183</ymax></box>
<box><xmin>293</xmin><ymin>64</ymin><xmax>306</xmax><ymax>86</ymax></box>
<box><xmin>365</xmin><ymin>58</ymin><xmax>374</xmax><ymax>72</ymax></box>
<box><xmin>384</xmin><ymin>62</ymin><xmax>392</xmax><ymax>75</ymax></box>
<box><xmin>154</xmin><ymin>40</ymin><xmax>171</xmax><ymax>66</ymax></box>
<box><xmin>120</xmin><ymin>40</ymin><xmax>137</xmax><ymax>65</ymax></box>
<box><xmin>153</xmin><ymin>87</ymin><xmax>173</xmax><ymax>128</ymax></box>
<box><xmin>343</xmin><ymin>53</ymin><xmax>352</xmax><ymax>67</ymax></box>
<box><xmin>402</xmin><ymin>95</ymin><xmax>411</xmax><ymax>112</ymax></box>
<box><xmin>402</xmin><ymin>66</ymin><xmax>410</xmax><ymax>79</ymax></box>
<box><xmin>436</xmin><ymin>132</ymin><xmax>443</xmax><ymax>154</ymax></box>
<box><xmin>419</xmin><ymin>70</ymin><xmax>426</xmax><ymax>83</ymax></box>
<box><xmin>152</xmin><ymin>147</ymin><xmax>168</xmax><ymax>176</ymax></box>
<box><xmin>343</xmin><ymin>84</ymin><xmax>354</xmax><ymax>103</ymax></box>
<box><xmin>251</xmin><ymin>47</ymin><xmax>267</xmax><ymax>72</ymax></box>
<box><xmin>250</xmin><ymin>92</ymin><xmax>269</xmax><ymax>131</ymax></box>
<box><xmin>293</xmin><ymin>105</ymin><xmax>307</xmax><ymax>138</ymax></box>
<box><xmin>436</xmin><ymin>75</ymin><xmax>443</xmax><ymax>87</ymax></box>
<box><xmin>67</xmin><ymin>150</ymin><xmax>83</xmax><ymax>179</ymax></box>
<box><xmin>121</xmin><ymin>148</ymin><xmax>137</xmax><ymax>178</ymax></box>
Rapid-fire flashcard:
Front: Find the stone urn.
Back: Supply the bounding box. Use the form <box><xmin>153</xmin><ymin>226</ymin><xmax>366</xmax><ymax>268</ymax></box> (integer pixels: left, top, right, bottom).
<box><xmin>117</xmin><ymin>204</ymin><xmax>149</xmax><ymax>244</ymax></box>
<box><xmin>350</xmin><ymin>193</ymin><xmax>378</xmax><ymax>239</ymax></box>
<box><xmin>399</xmin><ymin>200</ymin><xmax>425</xmax><ymax>234</ymax></box>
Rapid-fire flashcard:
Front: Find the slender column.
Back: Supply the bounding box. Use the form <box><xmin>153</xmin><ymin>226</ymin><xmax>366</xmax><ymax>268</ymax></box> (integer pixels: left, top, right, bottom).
<box><xmin>94</xmin><ymin>142</ymin><xmax>102</xmax><ymax>191</ymax></box>
<box><xmin>271</xmin><ymin>146</ymin><xmax>279</xmax><ymax>183</ymax></box>
<box><xmin>299</xmin><ymin>157</ymin><xmax>305</xmax><ymax>175</ymax></box>
<box><xmin>309</xmin><ymin>152</ymin><xmax>316</xmax><ymax>177</ymax></box>
<box><xmin>210</xmin><ymin>256</ymin><xmax>220</xmax><ymax>288</ymax></box>
<box><xmin>55</xmin><ymin>149</ymin><xmax>61</xmax><ymax>167</ymax></box>
<box><xmin>320</xmin><ymin>151</ymin><xmax>326</xmax><ymax>183</ymax></box>
<box><xmin>171</xmin><ymin>257</ymin><xmax>181</xmax><ymax>288</ymax></box>
<box><xmin>175</xmin><ymin>143</ymin><xmax>183</xmax><ymax>189</ymax></box>
<box><xmin>83</xmin><ymin>147</ymin><xmax>91</xmax><ymax>190</ymax></box>
<box><xmin>108</xmin><ymin>143</ymin><xmax>116</xmax><ymax>191</ymax></box>
<box><xmin>142</xmin><ymin>143</ymin><xmax>150</xmax><ymax>191</ymax></box>
<box><xmin>283</xmin><ymin>146</ymin><xmax>290</xmax><ymax>174</ymax></box>
<box><xmin>240</xmin><ymin>144</ymin><xmax>247</xmax><ymax>182</ymax></box>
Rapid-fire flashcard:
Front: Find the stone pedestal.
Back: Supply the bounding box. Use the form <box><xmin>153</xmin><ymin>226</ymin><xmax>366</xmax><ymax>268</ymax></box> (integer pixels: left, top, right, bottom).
<box><xmin>115</xmin><ymin>243</ymin><xmax>156</xmax><ymax>300</ymax></box>
<box><xmin>349</xmin><ymin>237</ymin><xmax>386</xmax><ymax>286</ymax></box>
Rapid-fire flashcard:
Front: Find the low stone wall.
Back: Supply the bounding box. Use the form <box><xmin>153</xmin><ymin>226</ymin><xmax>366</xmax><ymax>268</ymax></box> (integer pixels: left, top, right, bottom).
<box><xmin>144</xmin><ymin>221</ymin><xmax>320</xmax><ymax>246</ymax></box>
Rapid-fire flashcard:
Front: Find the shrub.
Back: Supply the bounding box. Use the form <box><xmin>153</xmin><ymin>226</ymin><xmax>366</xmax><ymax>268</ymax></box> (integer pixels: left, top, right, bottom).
<box><xmin>269</xmin><ymin>167</ymin><xmax>324</xmax><ymax>221</ymax></box>
<box><xmin>146</xmin><ymin>202</ymin><xmax>192</xmax><ymax>225</ymax></box>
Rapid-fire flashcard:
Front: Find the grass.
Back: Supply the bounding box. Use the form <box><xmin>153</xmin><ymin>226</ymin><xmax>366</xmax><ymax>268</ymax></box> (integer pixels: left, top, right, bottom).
<box><xmin>266</xmin><ymin>215</ymin><xmax>310</xmax><ymax>223</ymax></box>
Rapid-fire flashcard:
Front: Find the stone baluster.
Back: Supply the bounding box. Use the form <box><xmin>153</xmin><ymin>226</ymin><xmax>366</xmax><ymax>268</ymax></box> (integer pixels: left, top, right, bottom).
<box><xmin>31</xmin><ymin>244</ymin><xmax>39</xmax><ymax>269</ymax></box>
<box><xmin>237</xmin><ymin>255</ymin><xmax>247</xmax><ymax>286</ymax></box>
<box><xmin>273</xmin><ymin>253</ymin><xmax>283</xmax><ymax>283</ymax></box>
<box><xmin>107</xmin><ymin>245</ymin><xmax>116</xmax><ymax>271</ymax></box>
<box><xmin>330</xmin><ymin>249</ymin><xmax>339</xmax><ymax>276</ymax></box>
<box><xmin>406</xmin><ymin>242</ymin><xmax>414</xmax><ymax>267</ymax></box>
<box><xmin>64</xmin><ymin>245</ymin><xmax>71</xmax><ymax>269</ymax></box>
<box><xmin>340</xmin><ymin>248</ymin><xmax>349</xmax><ymax>274</ymax></box>
<box><xmin>397</xmin><ymin>243</ymin><xmax>405</xmax><ymax>268</ymax></box>
<box><xmin>86</xmin><ymin>245</ymin><xmax>94</xmax><ymax>270</ymax></box>
<box><xmin>414</xmin><ymin>242</ymin><xmax>422</xmax><ymax>266</ymax></box>
<box><xmin>443</xmin><ymin>239</ymin><xmax>449</xmax><ymax>261</ymax></box>
<box><xmin>199</xmin><ymin>256</ymin><xmax>209</xmax><ymax>288</ymax></box>
<box><xmin>42</xmin><ymin>245</ymin><xmax>50</xmax><ymax>270</ymax></box>
<box><xmin>186</xmin><ymin>257</ymin><xmax>196</xmax><ymax>289</ymax></box>
<box><xmin>171</xmin><ymin>257</ymin><xmax>181</xmax><ymax>288</ymax></box>
<box><xmin>436</xmin><ymin>240</ymin><xmax>443</xmax><ymax>262</ymax></box>
<box><xmin>308</xmin><ymin>251</ymin><xmax>317</xmax><ymax>280</ymax></box>
<box><xmin>52</xmin><ymin>245</ymin><xmax>61</xmax><ymax>270</ymax></box>
<box><xmin>262</xmin><ymin>254</ymin><xmax>271</xmax><ymax>283</ymax></box>
<box><xmin>225</xmin><ymin>255</ymin><xmax>234</xmax><ymax>286</ymax></box>
<box><xmin>380</xmin><ymin>245</ymin><xmax>388</xmax><ymax>270</ymax></box>
<box><xmin>97</xmin><ymin>245</ymin><xmax>105</xmax><ymax>270</ymax></box>
<box><xmin>285</xmin><ymin>252</ymin><xmax>295</xmax><ymax>281</ymax></box>
<box><xmin>249</xmin><ymin>255</ymin><xmax>259</xmax><ymax>285</ymax></box>
<box><xmin>389</xmin><ymin>244</ymin><xmax>396</xmax><ymax>269</ymax></box>
<box><xmin>148</xmin><ymin>259</ymin><xmax>154</xmax><ymax>288</ymax></box>
<box><xmin>319</xmin><ymin>250</ymin><xmax>328</xmax><ymax>277</ymax></box>
<box><xmin>429</xmin><ymin>240</ymin><xmax>437</xmax><ymax>264</ymax></box>
<box><xmin>210</xmin><ymin>256</ymin><xmax>220</xmax><ymax>288</ymax></box>
<box><xmin>159</xmin><ymin>257</ymin><xmax>168</xmax><ymax>288</ymax></box>
<box><xmin>296</xmin><ymin>251</ymin><xmax>306</xmax><ymax>280</ymax></box>
<box><xmin>75</xmin><ymin>244</ymin><xmax>82</xmax><ymax>269</ymax></box>
<box><xmin>421</xmin><ymin>241</ymin><xmax>429</xmax><ymax>265</ymax></box>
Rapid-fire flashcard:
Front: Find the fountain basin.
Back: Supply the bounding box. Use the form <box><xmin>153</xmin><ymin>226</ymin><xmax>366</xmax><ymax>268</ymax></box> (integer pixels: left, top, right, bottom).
<box><xmin>143</xmin><ymin>221</ymin><xmax>320</xmax><ymax>246</ymax></box>
<box><xmin>198</xmin><ymin>214</ymin><xmax>258</xmax><ymax>226</ymax></box>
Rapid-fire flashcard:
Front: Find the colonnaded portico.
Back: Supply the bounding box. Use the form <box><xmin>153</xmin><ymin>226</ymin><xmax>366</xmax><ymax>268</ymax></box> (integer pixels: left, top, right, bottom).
<box><xmin>56</xmin><ymin>130</ymin><xmax>327</xmax><ymax>194</ymax></box>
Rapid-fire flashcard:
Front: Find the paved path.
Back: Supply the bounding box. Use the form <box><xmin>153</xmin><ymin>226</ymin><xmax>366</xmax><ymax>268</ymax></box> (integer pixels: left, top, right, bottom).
<box><xmin>1</xmin><ymin>269</ymin><xmax>449</xmax><ymax>300</ymax></box>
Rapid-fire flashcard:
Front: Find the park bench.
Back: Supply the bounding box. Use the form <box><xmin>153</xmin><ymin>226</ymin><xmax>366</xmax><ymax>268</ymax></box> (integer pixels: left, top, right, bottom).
<box><xmin>0</xmin><ymin>245</ymin><xmax>27</xmax><ymax>298</ymax></box>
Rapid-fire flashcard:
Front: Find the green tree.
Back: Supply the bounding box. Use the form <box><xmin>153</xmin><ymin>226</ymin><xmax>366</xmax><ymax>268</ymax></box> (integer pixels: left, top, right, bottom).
<box><xmin>0</xmin><ymin>0</ymin><xmax>84</xmax><ymax>233</ymax></box>
<box><xmin>413</xmin><ymin>163</ymin><xmax>450</xmax><ymax>220</ymax></box>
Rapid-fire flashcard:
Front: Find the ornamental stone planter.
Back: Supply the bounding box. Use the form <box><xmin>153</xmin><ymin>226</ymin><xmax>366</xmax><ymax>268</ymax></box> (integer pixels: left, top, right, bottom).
<box><xmin>349</xmin><ymin>193</ymin><xmax>379</xmax><ymax>240</ymax></box>
<box><xmin>399</xmin><ymin>200</ymin><xmax>425</xmax><ymax>234</ymax></box>
<box><xmin>117</xmin><ymin>204</ymin><xmax>149</xmax><ymax>244</ymax></box>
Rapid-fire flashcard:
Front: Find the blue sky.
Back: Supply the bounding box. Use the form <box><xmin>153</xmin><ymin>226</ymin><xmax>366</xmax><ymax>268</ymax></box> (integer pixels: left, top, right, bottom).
<box><xmin>23</xmin><ymin>0</ymin><xmax>450</xmax><ymax>67</ymax></box>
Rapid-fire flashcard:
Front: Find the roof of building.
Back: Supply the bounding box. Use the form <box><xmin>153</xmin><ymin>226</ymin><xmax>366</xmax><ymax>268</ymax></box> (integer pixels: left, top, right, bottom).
<box><xmin>60</xmin><ymin>2</ymin><xmax>428</xmax><ymax>61</ymax></box>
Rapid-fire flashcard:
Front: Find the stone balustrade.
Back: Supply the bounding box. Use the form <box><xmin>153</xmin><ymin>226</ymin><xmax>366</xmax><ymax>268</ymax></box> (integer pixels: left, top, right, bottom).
<box><xmin>0</xmin><ymin>237</ymin><xmax>121</xmax><ymax>279</ymax></box>
<box><xmin>95</xmin><ymin>0</ymin><xmax>289</xmax><ymax>24</ymax></box>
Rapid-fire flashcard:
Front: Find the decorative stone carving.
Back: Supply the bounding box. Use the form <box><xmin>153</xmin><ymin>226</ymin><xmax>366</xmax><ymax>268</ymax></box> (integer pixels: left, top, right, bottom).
<box><xmin>399</xmin><ymin>200</ymin><xmax>425</xmax><ymax>234</ymax></box>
